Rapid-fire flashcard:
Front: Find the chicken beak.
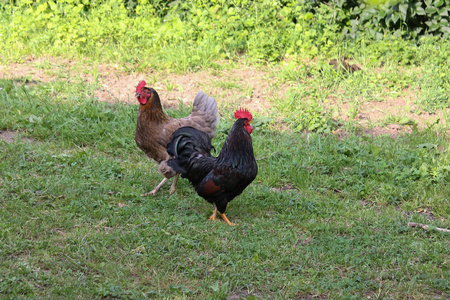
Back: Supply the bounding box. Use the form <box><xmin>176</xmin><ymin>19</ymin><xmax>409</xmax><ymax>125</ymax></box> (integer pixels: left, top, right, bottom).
<box><xmin>135</xmin><ymin>92</ymin><xmax>141</xmax><ymax>98</ymax></box>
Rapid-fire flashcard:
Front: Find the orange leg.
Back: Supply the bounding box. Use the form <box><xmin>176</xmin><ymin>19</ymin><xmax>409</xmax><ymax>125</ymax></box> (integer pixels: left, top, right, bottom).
<box><xmin>220</xmin><ymin>213</ymin><xmax>236</xmax><ymax>226</ymax></box>
<box><xmin>209</xmin><ymin>207</ymin><xmax>217</xmax><ymax>220</ymax></box>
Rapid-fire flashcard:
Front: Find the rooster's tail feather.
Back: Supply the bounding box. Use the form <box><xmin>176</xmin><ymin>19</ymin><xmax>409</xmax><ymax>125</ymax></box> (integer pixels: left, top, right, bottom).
<box><xmin>167</xmin><ymin>127</ymin><xmax>213</xmax><ymax>175</ymax></box>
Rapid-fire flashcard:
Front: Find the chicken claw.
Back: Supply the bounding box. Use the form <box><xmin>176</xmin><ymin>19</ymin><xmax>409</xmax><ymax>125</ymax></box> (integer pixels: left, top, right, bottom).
<box><xmin>209</xmin><ymin>208</ymin><xmax>235</xmax><ymax>225</ymax></box>
<box><xmin>209</xmin><ymin>207</ymin><xmax>218</xmax><ymax>220</ymax></box>
<box><xmin>169</xmin><ymin>174</ymin><xmax>180</xmax><ymax>196</ymax></box>
<box><xmin>220</xmin><ymin>213</ymin><xmax>236</xmax><ymax>226</ymax></box>
<box><xmin>141</xmin><ymin>177</ymin><xmax>168</xmax><ymax>196</ymax></box>
<box><xmin>141</xmin><ymin>190</ymin><xmax>158</xmax><ymax>196</ymax></box>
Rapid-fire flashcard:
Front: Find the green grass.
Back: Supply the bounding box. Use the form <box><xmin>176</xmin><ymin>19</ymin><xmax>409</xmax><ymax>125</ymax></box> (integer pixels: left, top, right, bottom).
<box><xmin>1</xmin><ymin>1</ymin><xmax>449</xmax><ymax>297</ymax></box>
<box><xmin>1</xmin><ymin>79</ymin><xmax>449</xmax><ymax>299</ymax></box>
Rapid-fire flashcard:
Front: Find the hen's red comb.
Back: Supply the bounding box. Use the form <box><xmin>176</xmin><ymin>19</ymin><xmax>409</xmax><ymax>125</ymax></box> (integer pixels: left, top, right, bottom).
<box><xmin>136</xmin><ymin>80</ymin><xmax>146</xmax><ymax>93</ymax></box>
<box><xmin>234</xmin><ymin>108</ymin><xmax>252</xmax><ymax>121</ymax></box>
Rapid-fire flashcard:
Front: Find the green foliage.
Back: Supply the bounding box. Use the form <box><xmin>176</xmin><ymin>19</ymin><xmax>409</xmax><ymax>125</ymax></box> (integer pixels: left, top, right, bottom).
<box><xmin>3</xmin><ymin>0</ymin><xmax>160</xmax><ymax>52</ymax></box>
<box><xmin>1</xmin><ymin>0</ymin><xmax>448</xmax><ymax>67</ymax></box>
<box><xmin>0</xmin><ymin>0</ymin><xmax>349</xmax><ymax>66</ymax></box>
<box><xmin>356</xmin><ymin>0</ymin><xmax>448</xmax><ymax>39</ymax></box>
<box><xmin>318</xmin><ymin>0</ymin><xmax>450</xmax><ymax>39</ymax></box>
<box><xmin>418</xmin><ymin>62</ymin><xmax>450</xmax><ymax>111</ymax></box>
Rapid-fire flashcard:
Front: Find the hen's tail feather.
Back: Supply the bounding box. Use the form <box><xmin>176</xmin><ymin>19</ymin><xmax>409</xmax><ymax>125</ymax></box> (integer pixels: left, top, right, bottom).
<box><xmin>191</xmin><ymin>91</ymin><xmax>220</xmax><ymax>138</ymax></box>
<box><xmin>167</xmin><ymin>127</ymin><xmax>213</xmax><ymax>175</ymax></box>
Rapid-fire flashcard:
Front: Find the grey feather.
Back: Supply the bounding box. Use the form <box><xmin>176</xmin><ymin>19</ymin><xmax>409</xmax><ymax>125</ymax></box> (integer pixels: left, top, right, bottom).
<box><xmin>190</xmin><ymin>91</ymin><xmax>220</xmax><ymax>138</ymax></box>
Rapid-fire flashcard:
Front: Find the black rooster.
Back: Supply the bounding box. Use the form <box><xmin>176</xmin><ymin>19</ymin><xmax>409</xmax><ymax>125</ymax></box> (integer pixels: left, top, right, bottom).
<box><xmin>167</xmin><ymin>109</ymin><xmax>258</xmax><ymax>225</ymax></box>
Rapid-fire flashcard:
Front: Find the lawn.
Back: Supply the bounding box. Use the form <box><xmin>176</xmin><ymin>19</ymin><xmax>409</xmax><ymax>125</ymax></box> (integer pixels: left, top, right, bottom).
<box><xmin>1</xmin><ymin>58</ymin><xmax>449</xmax><ymax>298</ymax></box>
<box><xmin>0</xmin><ymin>0</ymin><xmax>449</xmax><ymax>298</ymax></box>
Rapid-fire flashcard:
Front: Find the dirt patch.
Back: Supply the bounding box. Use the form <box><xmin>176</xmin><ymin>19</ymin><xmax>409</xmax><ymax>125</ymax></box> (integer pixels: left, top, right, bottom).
<box><xmin>1</xmin><ymin>57</ymin><xmax>446</xmax><ymax>136</ymax></box>
<box><xmin>0</xmin><ymin>130</ymin><xmax>17</xmax><ymax>144</ymax></box>
<box><xmin>94</xmin><ymin>64</ymin><xmax>286</xmax><ymax>116</ymax></box>
<box><xmin>271</xmin><ymin>184</ymin><xmax>298</xmax><ymax>192</ymax></box>
<box><xmin>1</xmin><ymin>58</ymin><xmax>285</xmax><ymax>115</ymax></box>
<box><xmin>227</xmin><ymin>290</ymin><xmax>264</xmax><ymax>300</ymax></box>
<box><xmin>366</xmin><ymin>125</ymin><xmax>412</xmax><ymax>137</ymax></box>
<box><xmin>1</xmin><ymin>58</ymin><xmax>61</xmax><ymax>84</ymax></box>
<box><xmin>334</xmin><ymin>96</ymin><xmax>446</xmax><ymax>131</ymax></box>
<box><xmin>0</xmin><ymin>130</ymin><xmax>35</xmax><ymax>144</ymax></box>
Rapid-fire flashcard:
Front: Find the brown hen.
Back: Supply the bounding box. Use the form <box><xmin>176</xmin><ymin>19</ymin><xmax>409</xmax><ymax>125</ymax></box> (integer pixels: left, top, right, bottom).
<box><xmin>135</xmin><ymin>80</ymin><xmax>219</xmax><ymax>196</ymax></box>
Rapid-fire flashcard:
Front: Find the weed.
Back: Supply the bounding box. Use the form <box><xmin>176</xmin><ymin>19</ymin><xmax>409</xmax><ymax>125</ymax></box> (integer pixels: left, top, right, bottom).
<box><xmin>211</xmin><ymin>79</ymin><xmax>242</xmax><ymax>91</ymax></box>
<box><xmin>164</xmin><ymin>79</ymin><xmax>177</xmax><ymax>92</ymax></box>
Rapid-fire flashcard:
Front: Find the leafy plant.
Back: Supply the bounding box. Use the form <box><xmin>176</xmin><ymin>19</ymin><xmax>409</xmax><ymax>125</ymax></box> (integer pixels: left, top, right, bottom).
<box><xmin>2</xmin><ymin>0</ymin><xmax>447</xmax><ymax>68</ymax></box>
<box><xmin>352</xmin><ymin>0</ymin><xmax>449</xmax><ymax>39</ymax></box>
<box><xmin>300</xmin><ymin>0</ymin><xmax>449</xmax><ymax>41</ymax></box>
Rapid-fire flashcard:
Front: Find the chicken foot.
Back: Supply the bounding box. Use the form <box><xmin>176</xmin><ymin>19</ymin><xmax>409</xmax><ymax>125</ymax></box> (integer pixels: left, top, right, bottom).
<box><xmin>209</xmin><ymin>207</ymin><xmax>235</xmax><ymax>226</ymax></box>
<box><xmin>209</xmin><ymin>207</ymin><xmax>218</xmax><ymax>220</ymax></box>
<box><xmin>169</xmin><ymin>174</ymin><xmax>180</xmax><ymax>195</ymax></box>
<box><xmin>141</xmin><ymin>177</ymin><xmax>168</xmax><ymax>196</ymax></box>
<box><xmin>141</xmin><ymin>174</ymin><xmax>180</xmax><ymax>196</ymax></box>
<box><xmin>220</xmin><ymin>213</ymin><xmax>236</xmax><ymax>226</ymax></box>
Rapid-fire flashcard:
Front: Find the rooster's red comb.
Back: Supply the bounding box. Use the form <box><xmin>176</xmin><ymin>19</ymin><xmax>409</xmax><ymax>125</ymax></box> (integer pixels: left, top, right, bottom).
<box><xmin>136</xmin><ymin>80</ymin><xmax>146</xmax><ymax>93</ymax></box>
<box><xmin>234</xmin><ymin>108</ymin><xmax>252</xmax><ymax>121</ymax></box>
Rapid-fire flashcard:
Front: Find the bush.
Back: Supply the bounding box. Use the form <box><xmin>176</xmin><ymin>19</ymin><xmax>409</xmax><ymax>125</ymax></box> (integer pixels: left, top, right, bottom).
<box><xmin>0</xmin><ymin>0</ymin><xmax>345</xmax><ymax>62</ymax></box>
<box><xmin>0</xmin><ymin>0</ymin><xmax>448</xmax><ymax>65</ymax></box>
<box><xmin>304</xmin><ymin>0</ymin><xmax>450</xmax><ymax>39</ymax></box>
